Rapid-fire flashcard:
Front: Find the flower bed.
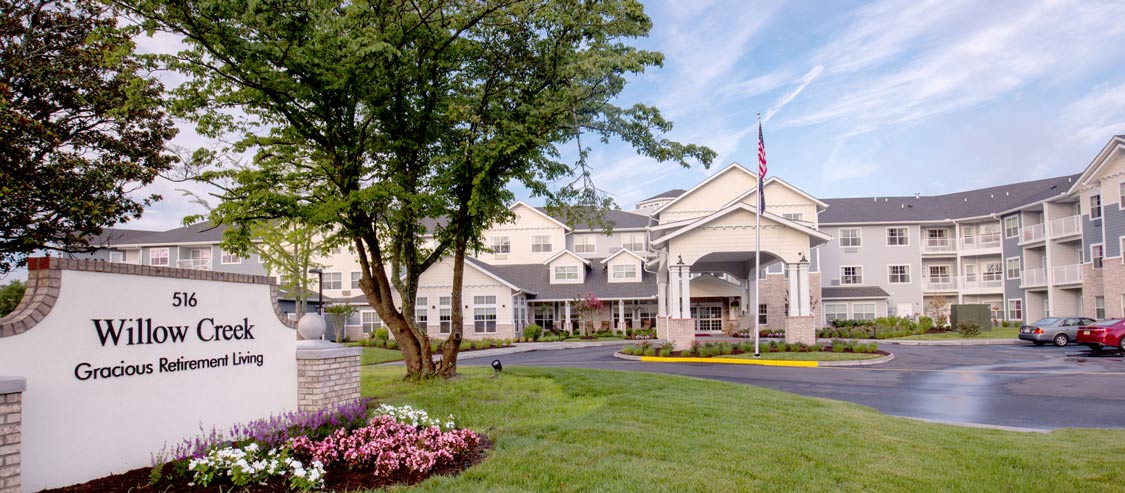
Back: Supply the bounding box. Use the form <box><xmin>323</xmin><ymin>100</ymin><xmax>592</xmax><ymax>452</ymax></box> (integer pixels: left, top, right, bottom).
<box><xmin>42</xmin><ymin>402</ymin><xmax>489</xmax><ymax>493</ymax></box>
<box><xmin>621</xmin><ymin>339</ymin><xmax>880</xmax><ymax>358</ymax></box>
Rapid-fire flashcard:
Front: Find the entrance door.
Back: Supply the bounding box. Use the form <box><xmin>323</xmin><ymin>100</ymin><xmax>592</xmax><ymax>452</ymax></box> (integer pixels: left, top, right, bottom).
<box><xmin>691</xmin><ymin>303</ymin><xmax>724</xmax><ymax>332</ymax></box>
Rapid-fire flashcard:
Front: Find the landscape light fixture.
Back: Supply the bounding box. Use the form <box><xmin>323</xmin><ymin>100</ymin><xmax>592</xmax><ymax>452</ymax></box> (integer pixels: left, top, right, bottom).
<box><xmin>491</xmin><ymin>359</ymin><xmax>503</xmax><ymax>377</ymax></box>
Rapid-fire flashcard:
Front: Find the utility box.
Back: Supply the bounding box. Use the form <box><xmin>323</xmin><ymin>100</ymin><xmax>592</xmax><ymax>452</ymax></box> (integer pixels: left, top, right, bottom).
<box><xmin>951</xmin><ymin>304</ymin><xmax>992</xmax><ymax>328</ymax></box>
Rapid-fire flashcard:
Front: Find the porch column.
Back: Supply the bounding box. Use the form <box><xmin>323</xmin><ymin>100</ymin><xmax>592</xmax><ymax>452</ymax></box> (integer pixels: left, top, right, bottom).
<box><xmin>668</xmin><ymin>266</ymin><xmax>682</xmax><ymax>318</ymax></box>
<box><xmin>564</xmin><ymin>300</ymin><xmax>571</xmax><ymax>332</ymax></box>
<box><xmin>787</xmin><ymin>263</ymin><xmax>799</xmax><ymax>316</ymax></box>
<box><xmin>657</xmin><ymin>281</ymin><xmax>668</xmax><ymax>318</ymax></box>
<box><xmin>797</xmin><ymin>261</ymin><xmax>811</xmax><ymax>316</ymax></box>
<box><xmin>618</xmin><ymin>299</ymin><xmax>625</xmax><ymax>329</ymax></box>
<box><xmin>679</xmin><ymin>264</ymin><xmax>692</xmax><ymax>319</ymax></box>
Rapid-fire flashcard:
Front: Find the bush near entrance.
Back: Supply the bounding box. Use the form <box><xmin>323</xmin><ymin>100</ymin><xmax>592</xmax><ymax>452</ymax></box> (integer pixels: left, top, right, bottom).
<box><xmin>621</xmin><ymin>339</ymin><xmax>880</xmax><ymax>357</ymax></box>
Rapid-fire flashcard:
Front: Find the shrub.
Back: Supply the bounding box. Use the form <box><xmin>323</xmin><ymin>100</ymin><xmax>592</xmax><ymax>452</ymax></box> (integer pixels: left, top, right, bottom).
<box><xmin>643</xmin><ymin>345</ymin><xmax>656</xmax><ymax>357</ymax></box>
<box><xmin>524</xmin><ymin>324</ymin><xmax>542</xmax><ymax>341</ymax></box>
<box><xmin>386</xmin><ymin>338</ymin><xmax>398</xmax><ymax>350</ymax></box>
<box><xmin>1000</xmin><ymin>320</ymin><xmax>1010</xmax><ymax>327</ymax></box>
<box><xmin>810</xmin><ymin>343</ymin><xmax>823</xmax><ymax>352</ymax></box>
<box><xmin>689</xmin><ymin>342</ymin><xmax>701</xmax><ymax>357</ymax></box>
<box><xmin>957</xmin><ymin>321</ymin><xmax>981</xmax><ymax>338</ymax></box>
<box><xmin>659</xmin><ymin>344</ymin><xmax>673</xmax><ymax>357</ymax></box>
<box><xmin>740</xmin><ymin>341</ymin><xmax>755</xmax><ymax>353</ymax></box>
<box><xmin>374</xmin><ymin>327</ymin><xmax>390</xmax><ymax>343</ymax></box>
<box><xmin>721</xmin><ymin>343</ymin><xmax>734</xmax><ymax>355</ymax></box>
<box><xmin>831</xmin><ymin>338</ymin><xmax>845</xmax><ymax>353</ymax></box>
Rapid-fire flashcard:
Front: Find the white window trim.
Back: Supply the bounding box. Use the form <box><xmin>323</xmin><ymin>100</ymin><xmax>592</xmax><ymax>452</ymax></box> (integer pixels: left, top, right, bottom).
<box><xmin>109</xmin><ymin>251</ymin><xmax>124</xmax><ymax>263</ymax></box>
<box><xmin>490</xmin><ymin>236</ymin><xmax>511</xmax><ymax>256</ymax></box>
<box><xmin>220</xmin><ymin>249</ymin><xmax>242</xmax><ymax>264</ymax></box>
<box><xmin>532</xmin><ymin>235</ymin><xmax>553</xmax><ymax>253</ymax></box>
<box><xmin>927</xmin><ymin>264</ymin><xmax>952</xmax><ymax>279</ymax></box>
<box><xmin>360</xmin><ymin>310</ymin><xmax>382</xmax><ymax>333</ymax></box>
<box><xmin>824</xmin><ymin>303</ymin><xmax>848</xmax><ymax>324</ymax></box>
<box><xmin>1090</xmin><ymin>194</ymin><xmax>1103</xmax><ymax>219</ymax></box>
<box><xmin>1005</xmin><ymin>257</ymin><xmax>1021</xmax><ymax>280</ymax></box>
<box><xmin>473</xmin><ymin>295</ymin><xmax>498</xmax><ymax>333</ymax></box>
<box><xmin>840</xmin><ymin>265</ymin><xmax>863</xmax><ymax>285</ymax></box>
<box><xmin>149</xmin><ymin>247</ymin><xmax>170</xmax><ymax>266</ymax></box>
<box><xmin>1119</xmin><ymin>183</ymin><xmax>1125</xmax><ymax>211</ymax></box>
<box><xmin>1007</xmin><ymin>299</ymin><xmax>1023</xmax><ymax>321</ymax></box>
<box><xmin>885</xmin><ymin>226</ymin><xmax>909</xmax><ymax>246</ymax></box>
<box><xmin>839</xmin><ymin>228</ymin><xmax>861</xmax><ymax>247</ymax></box>
<box><xmin>610</xmin><ymin>263</ymin><xmax>639</xmax><ymax>281</ymax></box>
<box><xmin>887</xmin><ymin>264</ymin><xmax>910</xmax><ymax>284</ymax></box>
<box><xmin>553</xmin><ymin>265</ymin><xmax>580</xmax><ymax>282</ymax></box>
<box><xmin>1004</xmin><ymin>216</ymin><xmax>1019</xmax><ymax>239</ymax></box>
<box><xmin>1091</xmin><ymin>243</ymin><xmax>1104</xmax><ymax>268</ymax></box>
<box><xmin>574</xmin><ymin>234</ymin><xmax>597</xmax><ymax>254</ymax></box>
<box><xmin>852</xmin><ymin>302</ymin><xmax>876</xmax><ymax>321</ymax></box>
<box><xmin>621</xmin><ymin>233</ymin><xmax>645</xmax><ymax>252</ymax></box>
<box><xmin>350</xmin><ymin>272</ymin><xmax>362</xmax><ymax>289</ymax></box>
<box><xmin>322</xmin><ymin>271</ymin><xmax>343</xmax><ymax>290</ymax></box>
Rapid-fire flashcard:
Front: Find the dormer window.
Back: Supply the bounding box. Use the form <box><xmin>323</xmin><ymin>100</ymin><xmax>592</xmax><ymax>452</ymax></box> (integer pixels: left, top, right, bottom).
<box><xmin>611</xmin><ymin>264</ymin><xmax>637</xmax><ymax>280</ymax></box>
<box><xmin>554</xmin><ymin>265</ymin><xmax>579</xmax><ymax>280</ymax></box>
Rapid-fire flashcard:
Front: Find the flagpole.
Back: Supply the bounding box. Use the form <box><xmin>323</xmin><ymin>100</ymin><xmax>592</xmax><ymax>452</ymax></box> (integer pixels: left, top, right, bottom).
<box><xmin>754</xmin><ymin>113</ymin><xmax>762</xmax><ymax>358</ymax></box>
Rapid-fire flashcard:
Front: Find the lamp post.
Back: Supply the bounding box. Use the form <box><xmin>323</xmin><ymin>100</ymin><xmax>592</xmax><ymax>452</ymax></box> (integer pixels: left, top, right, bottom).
<box><xmin>308</xmin><ymin>268</ymin><xmax>324</xmax><ymax>316</ymax></box>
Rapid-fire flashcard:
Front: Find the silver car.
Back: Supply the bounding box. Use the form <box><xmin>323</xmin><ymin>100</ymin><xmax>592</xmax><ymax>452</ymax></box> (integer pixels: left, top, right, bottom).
<box><xmin>1018</xmin><ymin>317</ymin><xmax>1096</xmax><ymax>346</ymax></box>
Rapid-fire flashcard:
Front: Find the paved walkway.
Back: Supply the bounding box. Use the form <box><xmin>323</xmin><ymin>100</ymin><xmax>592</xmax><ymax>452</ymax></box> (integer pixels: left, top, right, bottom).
<box><xmin>454</xmin><ymin>340</ymin><xmax>628</xmax><ymax>360</ymax></box>
<box><xmin>700</xmin><ymin>336</ymin><xmax>1019</xmax><ymax>346</ymax></box>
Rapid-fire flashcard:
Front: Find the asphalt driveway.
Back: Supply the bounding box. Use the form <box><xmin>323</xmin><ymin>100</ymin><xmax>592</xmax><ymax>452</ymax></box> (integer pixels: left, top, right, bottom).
<box><xmin>462</xmin><ymin>343</ymin><xmax>1125</xmax><ymax>431</ymax></box>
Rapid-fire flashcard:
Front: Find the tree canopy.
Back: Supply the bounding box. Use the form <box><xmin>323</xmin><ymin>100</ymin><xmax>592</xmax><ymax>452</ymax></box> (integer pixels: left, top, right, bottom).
<box><xmin>0</xmin><ymin>0</ymin><xmax>177</xmax><ymax>273</ymax></box>
<box><xmin>123</xmin><ymin>0</ymin><xmax>714</xmax><ymax>379</ymax></box>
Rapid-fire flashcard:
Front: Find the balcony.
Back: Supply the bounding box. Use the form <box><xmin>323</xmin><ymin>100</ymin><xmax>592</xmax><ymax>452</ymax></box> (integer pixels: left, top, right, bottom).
<box><xmin>1048</xmin><ymin>215</ymin><xmax>1081</xmax><ymax>239</ymax></box>
<box><xmin>960</xmin><ymin>232</ymin><xmax>1001</xmax><ymax>252</ymax></box>
<box><xmin>1019</xmin><ymin>223</ymin><xmax>1045</xmax><ymax>244</ymax></box>
<box><xmin>176</xmin><ymin>258</ymin><xmax>212</xmax><ymax>270</ymax></box>
<box><xmin>1052</xmin><ymin>263</ymin><xmax>1083</xmax><ymax>284</ymax></box>
<box><xmin>1022</xmin><ymin>268</ymin><xmax>1047</xmax><ymax>287</ymax></box>
<box><xmin>961</xmin><ymin>275</ymin><xmax>1004</xmax><ymax>290</ymax></box>
<box><xmin>922</xmin><ymin>277</ymin><xmax>958</xmax><ymax>291</ymax></box>
<box><xmin>921</xmin><ymin>238</ymin><xmax>956</xmax><ymax>254</ymax></box>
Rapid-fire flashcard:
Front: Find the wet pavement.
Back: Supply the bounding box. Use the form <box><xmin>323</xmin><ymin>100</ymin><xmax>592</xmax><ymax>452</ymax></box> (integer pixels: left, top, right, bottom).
<box><xmin>463</xmin><ymin>343</ymin><xmax>1125</xmax><ymax>430</ymax></box>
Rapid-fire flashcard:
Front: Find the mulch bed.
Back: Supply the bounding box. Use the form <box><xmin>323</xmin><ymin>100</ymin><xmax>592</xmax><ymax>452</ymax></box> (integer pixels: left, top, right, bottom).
<box><xmin>41</xmin><ymin>435</ymin><xmax>492</xmax><ymax>493</ymax></box>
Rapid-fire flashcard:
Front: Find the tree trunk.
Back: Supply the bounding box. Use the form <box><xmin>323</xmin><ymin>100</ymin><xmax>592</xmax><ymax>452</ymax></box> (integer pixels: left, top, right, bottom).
<box><xmin>437</xmin><ymin>235</ymin><xmax>467</xmax><ymax>379</ymax></box>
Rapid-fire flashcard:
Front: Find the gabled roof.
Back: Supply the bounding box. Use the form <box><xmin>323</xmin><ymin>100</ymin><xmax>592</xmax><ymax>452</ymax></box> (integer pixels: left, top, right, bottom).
<box><xmin>87</xmin><ymin>227</ymin><xmax>163</xmax><ymax>247</ymax></box>
<box><xmin>821</xmin><ymin>286</ymin><xmax>890</xmax><ymax>300</ymax></box>
<box><xmin>541</xmin><ymin>249</ymin><xmax>591</xmax><ymax>266</ymax></box>
<box><xmin>600</xmin><ymin>248</ymin><xmax>646</xmax><ymax>264</ymax></box>
<box><xmin>464</xmin><ymin>257</ymin><xmax>538</xmax><ymax>295</ymax></box>
<box><xmin>110</xmin><ymin>222</ymin><xmax>231</xmax><ymax>246</ymax></box>
<box><xmin>651</xmin><ymin>162</ymin><xmax>757</xmax><ymax>215</ymax></box>
<box><xmin>820</xmin><ymin>174</ymin><xmax>1080</xmax><ymax>224</ymax></box>
<box><xmin>638</xmin><ymin>189</ymin><xmax>686</xmax><ymax>203</ymax></box>
<box><xmin>721</xmin><ymin>176</ymin><xmax>829</xmax><ymax>210</ymax></box>
<box><xmin>537</xmin><ymin>207</ymin><xmax>651</xmax><ymax>230</ymax></box>
<box><xmin>1068</xmin><ymin>135</ymin><xmax>1125</xmax><ymax>194</ymax></box>
<box><xmin>466</xmin><ymin>260</ymin><xmax>657</xmax><ymax>301</ymax></box>
<box><xmin>511</xmin><ymin>201</ymin><xmax>571</xmax><ymax>231</ymax></box>
<box><xmin>651</xmin><ymin>202</ymin><xmax>832</xmax><ymax>246</ymax></box>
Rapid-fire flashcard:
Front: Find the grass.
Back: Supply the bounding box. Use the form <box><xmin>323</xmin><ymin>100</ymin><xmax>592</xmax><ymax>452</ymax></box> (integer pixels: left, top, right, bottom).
<box><xmin>891</xmin><ymin>326</ymin><xmax>1020</xmax><ymax>340</ymax></box>
<box><xmin>361</xmin><ymin>366</ymin><xmax>1125</xmax><ymax>492</ymax></box>
<box><xmin>359</xmin><ymin>347</ymin><xmax>404</xmax><ymax>365</ymax></box>
<box><xmin>726</xmin><ymin>351</ymin><xmax>883</xmax><ymax>361</ymax></box>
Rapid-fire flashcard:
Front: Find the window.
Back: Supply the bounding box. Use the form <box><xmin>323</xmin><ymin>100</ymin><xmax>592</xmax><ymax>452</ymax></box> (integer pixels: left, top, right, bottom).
<box><xmin>150</xmin><ymin>248</ymin><xmax>169</xmax><ymax>266</ymax></box>
<box><xmin>853</xmin><ymin>303</ymin><xmax>876</xmax><ymax>321</ymax></box>
<box><xmin>887</xmin><ymin>227</ymin><xmax>908</xmax><ymax>246</ymax></box>
<box><xmin>1091</xmin><ymin>194</ymin><xmax>1102</xmax><ymax>219</ymax></box>
<box><xmin>1008</xmin><ymin>299</ymin><xmax>1023</xmax><ymax>321</ymax></box>
<box><xmin>841</xmin><ymin>266</ymin><xmax>862</xmax><ymax>285</ymax></box>
<box><xmin>574</xmin><ymin>235</ymin><xmax>596</xmax><ymax>254</ymax></box>
<box><xmin>927</xmin><ymin>229</ymin><xmax>947</xmax><ymax>239</ymax></box>
<box><xmin>361</xmin><ymin>311</ymin><xmax>382</xmax><ymax>333</ymax></box>
<box><xmin>839</xmin><ymin>228</ymin><xmax>861</xmax><ymax>247</ymax></box>
<box><xmin>1095</xmin><ymin>296</ymin><xmax>1105</xmax><ymax>319</ymax></box>
<box><xmin>554</xmin><ymin>265</ymin><xmax>579</xmax><ymax>281</ymax></box>
<box><xmin>983</xmin><ymin>263</ymin><xmax>1003</xmax><ymax>281</ymax></box>
<box><xmin>221</xmin><ymin>249</ymin><xmax>242</xmax><ymax>264</ymax></box>
<box><xmin>473</xmin><ymin>295</ymin><xmax>497</xmax><ymax>333</ymax></box>
<box><xmin>611</xmin><ymin>263</ymin><xmax>637</xmax><ymax>280</ymax></box>
<box><xmin>109</xmin><ymin>251</ymin><xmax>124</xmax><ymax>263</ymax></box>
<box><xmin>990</xmin><ymin>302</ymin><xmax>1003</xmax><ymax>321</ymax></box>
<box><xmin>928</xmin><ymin>265</ymin><xmax>951</xmax><ymax>282</ymax></box>
<box><xmin>824</xmin><ymin>303</ymin><xmax>847</xmax><ymax>323</ymax></box>
<box><xmin>758</xmin><ymin>304</ymin><xmax>767</xmax><ymax>325</ymax></box>
<box><xmin>888</xmin><ymin>265</ymin><xmax>910</xmax><ymax>283</ymax></box>
<box><xmin>322</xmin><ymin>272</ymin><xmax>342</xmax><ymax>290</ymax></box>
<box><xmin>1006</xmin><ymin>257</ymin><xmax>1021</xmax><ymax>280</ymax></box>
<box><xmin>782</xmin><ymin>212</ymin><xmax>803</xmax><ymax>221</ymax></box>
<box><xmin>1004</xmin><ymin>216</ymin><xmax>1019</xmax><ymax>238</ymax></box>
<box><xmin>621</xmin><ymin>233</ymin><xmax>645</xmax><ymax>252</ymax></box>
<box><xmin>532</xmin><ymin>235</ymin><xmax>552</xmax><ymax>253</ymax></box>
<box><xmin>1120</xmin><ymin>183</ymin><xmax>1125</xmax><ymax>209</ymax></box>
<box><xmin>490</xmin><ymin>236</ymin><xmax>510</xmax><ymax>255</ymax></box>
<box><xmin>351</xmin><ymin>272</ymin><xmax>361</xmax><ymax>289</ymax></box>
<box><xmin>439</xmin><ymin>296</ymin><xmax>452</xmax><ymax>333</ymax></box>
<box><xmin>1092</xmin><ymin>243</ymin><xmax>1104</xmax><ymax>269</ymax></box>
<box><xmin>415</xmin><ymin>297</ymin><xmax>428</xmax><ymax>327</ymax></box>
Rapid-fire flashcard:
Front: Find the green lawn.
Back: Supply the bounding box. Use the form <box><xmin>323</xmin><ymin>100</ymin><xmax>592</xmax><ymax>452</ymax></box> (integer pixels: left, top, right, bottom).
<box><xmin>727</xmin><ymin>351</ymin><xmax>883</xmax><ymax>361</ymax></box>
<box><xmin>890</xmin><ymin>326</ymin><xmax>1020</xmax><ymax>340</ymax></box>
<box><xmin>358</xmin><ymin>346</ymin><xmax>404</xmax><ymax>365</ymax></box>
<box><xmin>361</xmin><ymin>366</ymin><xmax>1125</xmax><ymax>492</ymax></box>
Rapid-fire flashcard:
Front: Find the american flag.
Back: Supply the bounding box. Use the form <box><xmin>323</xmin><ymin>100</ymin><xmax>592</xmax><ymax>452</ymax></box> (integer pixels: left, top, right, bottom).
<box><xmin>757</xmin><ymin>119</ymin><xmax>766</xmax><ymax>211</ymax></box>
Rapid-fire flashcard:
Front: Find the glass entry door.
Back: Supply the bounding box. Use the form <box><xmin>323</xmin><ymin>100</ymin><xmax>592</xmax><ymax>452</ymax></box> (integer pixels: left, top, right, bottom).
<box><xmin>691</xmin><ymin>303</ymin><xmax>724</xmax><ymax>332</ymax></box>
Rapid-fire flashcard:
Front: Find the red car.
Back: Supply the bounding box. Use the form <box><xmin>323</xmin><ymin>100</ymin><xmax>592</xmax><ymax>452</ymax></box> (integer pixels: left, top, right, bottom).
<box><xmin>1075</xmin><ymin>319</ymin><xmax>1125</xmax><ymax>352</ymax></box>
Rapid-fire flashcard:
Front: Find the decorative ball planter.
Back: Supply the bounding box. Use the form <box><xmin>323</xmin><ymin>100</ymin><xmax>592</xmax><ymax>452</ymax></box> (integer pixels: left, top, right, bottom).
<box><xmin>297</xmin><ymin>313</ymin><xmax>327</xmax><ymax>340</ymax></box>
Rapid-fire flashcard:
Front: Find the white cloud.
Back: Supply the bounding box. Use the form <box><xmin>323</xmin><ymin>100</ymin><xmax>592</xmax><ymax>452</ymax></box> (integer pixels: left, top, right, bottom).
<box><xmin>762</xmin><ymin>65</ymin><xmax>822</xmax><ymax>123</ymax></box>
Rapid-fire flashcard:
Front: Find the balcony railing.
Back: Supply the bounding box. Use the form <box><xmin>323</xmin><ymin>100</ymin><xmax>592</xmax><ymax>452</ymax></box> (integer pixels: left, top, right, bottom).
<box><xmin>1022</xmin><ymin>268</ymin><xmax>1047</xmax><ymax>287</ymax></box>
<box><xmin>1049</xmin><ymin>215</ymin><xmax>1081</xmax><ymax>238</ymax></box>
<box><xmin>921</xmin><ymin>238</ymin><xmax>956</xmax><ymax>254</ymax></box>
<box><xmin>1020</xmin><ymin>223</ymin><xmax>1045</xmax><ymax>244</ymax></box>
<box><xmin>1052</xmin><ymin>263</ymin><xmax>1083</xmax><ymax>284</ymax></box>
<box><xmin>176</xmin><ymin>258</ymin><xmax>212</xmax><ymax>270</ymax></box>
<box><xmin>961</xmin><ymin>276</ymin><xmax>1003</xmax><ymax>290</ymax></box>
<box><xmin>922</xmin><ymin>277</ymin><xmax>957</xmax><ymax>291</ymax></box>
<box><xmin>960</xmin><ymin>232</ymin><xmax>1001</xmax><ymax>250</ymax></box>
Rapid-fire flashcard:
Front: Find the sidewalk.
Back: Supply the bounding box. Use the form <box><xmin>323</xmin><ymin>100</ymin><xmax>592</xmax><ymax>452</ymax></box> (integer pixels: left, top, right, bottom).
<box><xmin>454</xmin><ymin>340</ymin><xmax>630</xmax><ymax>360</ymax></box>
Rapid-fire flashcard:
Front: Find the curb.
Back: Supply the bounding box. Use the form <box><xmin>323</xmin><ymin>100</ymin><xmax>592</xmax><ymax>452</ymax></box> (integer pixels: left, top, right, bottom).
<box><xmin>872</xmin><ymin>339</ymin><xmax>1018</xmax><ymax>346</ymax></box>
<box><xmin>613</xmin><ymin>351</ymin><xmax>895</xmax><ymax>367</ymax></box>
<box><xmin>818</xmin><ymin>352</ymin><xmax>895</xmax><ymax>367</ymax></box>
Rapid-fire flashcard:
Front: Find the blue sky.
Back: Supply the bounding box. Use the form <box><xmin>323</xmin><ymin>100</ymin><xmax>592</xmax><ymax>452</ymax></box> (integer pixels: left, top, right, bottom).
<box><xmin>122</xmin><ymin>0</ymin><xmax>1125</xmax><ymax>228</ymax></box>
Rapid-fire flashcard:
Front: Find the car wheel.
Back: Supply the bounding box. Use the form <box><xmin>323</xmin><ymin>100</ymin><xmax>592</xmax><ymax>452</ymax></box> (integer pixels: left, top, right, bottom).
<box><xmin>1087</xmin><ymin>343</ymin><xmax>1103</xmax><ymax>352</ymax></box>
<box><xmin>1033</xmin><ymin>341</ymin><xmax>1046</xmax><ymax>346</ymax></box>
<box><xmin>1119</xmin><ymin>339</ymin><xmax>1125</xmax><ymax>352</ymax></box>
<box><xmin>1053</xmin><ymin>333</ymin><xmax>1069</xmax><ymax>347</ymax></box>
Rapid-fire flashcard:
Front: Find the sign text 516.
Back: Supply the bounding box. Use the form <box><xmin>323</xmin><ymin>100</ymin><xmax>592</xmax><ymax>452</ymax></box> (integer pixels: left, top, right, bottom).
<box><xmin>172</xmin><ymin>292</ymin><xmax>198</xmax><ymax>307</ymax></box>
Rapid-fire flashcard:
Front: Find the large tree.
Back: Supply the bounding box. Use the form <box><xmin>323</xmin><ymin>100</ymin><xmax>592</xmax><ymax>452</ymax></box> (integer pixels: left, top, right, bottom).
<box><xmin>124</xmin><ymin>0</ymin><xmax>713</xmax><ymax>379</ymax></box>
<box><xmin>0</xmin><ymin>0</ymin><xmax>177</xmax><ymax>273</ymax></box>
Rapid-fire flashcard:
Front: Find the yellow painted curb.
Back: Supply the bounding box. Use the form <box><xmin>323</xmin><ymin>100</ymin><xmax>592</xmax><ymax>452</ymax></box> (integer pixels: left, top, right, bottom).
<box><xmin>639</xmin><ymin>356</ymin><xmax>819</xmax><ymax>367</ymax></box>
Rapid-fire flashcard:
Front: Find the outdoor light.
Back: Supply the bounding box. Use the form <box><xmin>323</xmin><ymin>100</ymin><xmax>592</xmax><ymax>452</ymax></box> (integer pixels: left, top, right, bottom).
<box><xmin>491</xmin><ymin>359</ymin><xmax>503</xmax><ymax>377</ymax></box>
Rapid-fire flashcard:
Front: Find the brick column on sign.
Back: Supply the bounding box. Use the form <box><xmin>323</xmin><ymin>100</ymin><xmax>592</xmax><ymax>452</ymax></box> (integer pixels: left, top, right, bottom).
<box><xmin>0</xmin><ymin>378</ymin><xmax>26</xmax><ymax>493</ymax></box>
<box><xmin>296</xmin><ymin>344</ymin><xmax>363</xmax><ymax>412</ymax></box>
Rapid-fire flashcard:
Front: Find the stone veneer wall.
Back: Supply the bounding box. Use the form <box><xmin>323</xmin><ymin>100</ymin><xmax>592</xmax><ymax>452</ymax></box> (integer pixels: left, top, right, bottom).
<box><xmin>1082</xmin><ymin>264</ymin><xmax>1105</xmax><ymax>317</ymax></box>
<box><xmin>296</xmin><ymin>348</ymin><xmax>362</xmax><ymax>412</ymax></box>
<box><xmin>759</xmin><ymin>272</ymin><xmax>822</xmax><ymax>330</ymax></box>
<box><xmin>0</xmin><ymin>378</ymin><xmax>25</xmax><ymax>493</ymax></box>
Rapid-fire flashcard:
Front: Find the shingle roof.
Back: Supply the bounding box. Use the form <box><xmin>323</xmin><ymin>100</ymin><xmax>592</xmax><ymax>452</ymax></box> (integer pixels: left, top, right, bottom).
<box><xmin>821</xmin><ymin>286</ymin><xmax>890</xmax><ymax>299</ymax></box>
<box><xmin>466</xmin><ymin>257</ymin><xmax>656</xmax><ymax>301</ymax></box>
<box><xmin>820</xmin><ymin>174</ymin><xmax>1080</xmax><ymax>223</ymax></box>
<box><xmin>535</xmin><ymin>207</ymin><xmax>651</xmax><ymax>230</ymax></box>
<box><xmin>108</xmin><ymin>222</ymin><xmax>231</xmax><ymax>245</ymax></box>
<box><xmin>87</xmin><ymin>227</ymin><xmax>163</xmax><ymax>247</ymax></box>
<box><xmin>639</xmin><ymin>189</ymin><xmax>686</xmax><ymax>202</ymax></box>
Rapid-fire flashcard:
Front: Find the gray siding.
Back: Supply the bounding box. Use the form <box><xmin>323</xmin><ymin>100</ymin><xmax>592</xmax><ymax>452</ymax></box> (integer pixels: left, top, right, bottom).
<box><xmin>565</xmin><ymin>230</ymin><xmax>648</xmax><ymax>259</ymax></box>
<box><xmin>1102</xmin><ymin>204</ymin><xmax>1125</xmax><ymax>258</ymax></box>
<box><xmin>1001</xmin><ymin>213</ymin><xmax>1023</xmax><ymax>311</ymax></box>
<box><xmin>817</xmin><ymin>224</ymin><xmax>922</xmax><ymax>316</ymax></box>
<box><xmin>1082</xmin><ymin>215</ymin><xmax>1103</xmax><ymax>262</ymax></box>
